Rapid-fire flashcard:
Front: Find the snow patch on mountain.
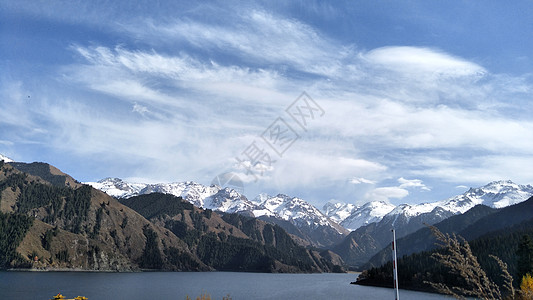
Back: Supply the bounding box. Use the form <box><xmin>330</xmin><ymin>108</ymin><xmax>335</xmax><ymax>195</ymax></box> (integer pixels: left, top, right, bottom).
<box><xmin>0</xmin><ymin>154</ymin><xmax>14</xmax><ymax>163</ymax></box>
<box><xmin>253</xmin><ymin>194</ymin><xmax>333</xmax><ymax>229</ymax></box>
<box><xmin>323</xmin><ymin>201</ymin><xmax>356</xmax><ymax>224</ymax></box>
<box><xmin>323</xmin><ymin>200</ymin><xmax>395</xmax><ymax>231</ymax></box>
<box><xmin>324</xmin><ymin>180</ymin><xmax>533</xmax><ymax>231</ymax></box>
<box><xmin>86</xmin><ymin>177</ymin><xmax>346</xmax><ymax>235</ymax></box>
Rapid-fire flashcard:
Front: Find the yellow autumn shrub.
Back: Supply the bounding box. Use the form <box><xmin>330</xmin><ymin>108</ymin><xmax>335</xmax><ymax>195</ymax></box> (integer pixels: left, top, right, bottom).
<box><xmin>521</xmin><ymin>273</ymin><xmax>533</xmax><ymax>299</ymax></box>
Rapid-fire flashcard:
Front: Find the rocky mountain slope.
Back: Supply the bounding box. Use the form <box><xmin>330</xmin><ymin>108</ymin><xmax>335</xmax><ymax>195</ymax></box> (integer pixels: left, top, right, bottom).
<box><xmin>356</xmin><ymin>197</ymin><xmax>533</xmax><ymax>293</ymax></box>
<box><xmin>121</xmin><ymin>193</ymin><xmax>343</xmax><ymax>273</ymax></box>
<box><xmin>365</xmin><ymin>194</ymin><xmax>533</xmax><ymax>269</ymax></box>
<box><xmin>332</xmin><ymin>180</ymin><xmax>533</xmax><ymax>270</ymax></box>
<box><xmin>0</xmin><ymin>161</ymin><xmax>204</xmax><ymax>271</ymax></box>
<box><xmin>87</xmin><ymin>178</ymin><xmax>348</xmax><ymax>247</ymax></box>
<box><xmin>1</xmin><ymin>161</ymin><xmax>343</xmax><ymax>272</ymax></box>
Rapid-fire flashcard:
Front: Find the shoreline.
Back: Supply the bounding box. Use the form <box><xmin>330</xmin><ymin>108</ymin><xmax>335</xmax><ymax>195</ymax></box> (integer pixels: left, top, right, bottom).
<box><xmin>2</xmin><ymin>268</ymin><xmax>348</xmax><ymax>274</ymax></box>
<box><xmin>6</xmin><ymin>268</ymin><xmax>130</xmax><ymax>273</ymax></box>
<box><xmin>352</xmin><ymin>278</ymin><xmax>439</xmax><ymax>295</ymax></box>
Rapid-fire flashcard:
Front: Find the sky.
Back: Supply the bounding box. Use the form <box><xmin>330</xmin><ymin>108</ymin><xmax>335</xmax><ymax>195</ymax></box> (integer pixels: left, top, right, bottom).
<box><xmin>2</xmin><ymin>0</ymin><xmax>533</xmax><ymax>208</ymax></box>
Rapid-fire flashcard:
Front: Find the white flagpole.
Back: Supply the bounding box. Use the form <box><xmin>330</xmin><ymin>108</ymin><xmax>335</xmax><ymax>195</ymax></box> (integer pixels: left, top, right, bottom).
<box><xmin>392</xmin><ymin>228</ymin><xmax>400</xmax><ymax>300</ymax></box>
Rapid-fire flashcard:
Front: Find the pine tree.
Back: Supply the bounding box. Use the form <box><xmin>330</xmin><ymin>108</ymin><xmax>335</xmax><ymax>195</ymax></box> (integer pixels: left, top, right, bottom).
<box><xmin>517</xmin><ymin>235</ymin><xmax>533</xmax><ymax>279</ymax></box>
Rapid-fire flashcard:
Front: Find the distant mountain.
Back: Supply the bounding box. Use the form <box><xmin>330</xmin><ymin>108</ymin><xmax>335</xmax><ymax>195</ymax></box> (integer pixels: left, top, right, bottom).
<box><xmin>366</xmin><ymin>194</ymin><xmax>533</xmax><ymax>269</ymax></box>
<box><xmin>332</xmin><ymin>206</ymin><xmax>455</xmax><ymax>270</ymax></box>
<box><xmin>356</xmin><ymin>197</ymin><xmax>533</xmax><ymax>293</ymax></box>
<box><xmin>324</xmin><ymin>201</ymin><xmax>395</xmax><ymax>231</ymax></box>
<box><xmin>323</xmin><ymin>201</ymin><xmax>356</xmax><ymax>224</ymax></box>
<box><xmin>332</xmin><ymin>180</ymin><xmax>533</xmax><ymax>270</ymax></box>
<box><xmin>0</xmin><ymin>154</ymin><xmax>14</xmax><ymax>163</ymax></box>
<box><xmin>252</xmin><ymin>194</ymin><xmax>349</xmax><ymax>247</ymax></box>
<box><xmin>325</xmin><ymin>180</ymin><xmax>533</xmax><ymax>232</ymax></box>
<box><xmin>364</xmin><ymin>204</ymin><xmax>497</xmax><ymax>269</ymax></box>
<box><xmin>87</xmin><ymin>178</ymin><xmax>348</xmax><ymax>247</ymax></box>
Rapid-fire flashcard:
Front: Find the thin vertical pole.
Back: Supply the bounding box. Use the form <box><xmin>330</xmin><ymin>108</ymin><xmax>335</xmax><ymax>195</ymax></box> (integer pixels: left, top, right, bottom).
<box><xmin>392</xmin><ymin>228</ymin><xmax>400</xmax><ymax>300</ymax></box>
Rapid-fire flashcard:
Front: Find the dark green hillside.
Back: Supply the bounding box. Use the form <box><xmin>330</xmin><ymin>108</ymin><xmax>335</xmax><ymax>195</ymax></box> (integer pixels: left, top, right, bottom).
<box><xmin>365</xmin><ymin>205</ymin><xmax>496</xmax><ymax>268</ymax></box>
<box><xmin>0</xmin><ymin>212</ymin><xmax>34</xmax><ymax>268</ymax></box>
<box><xmin>356</xmin><ymin>216</ymin><xmax>533</xmax><ymax>293</ymax></box>
<box><xmin>120</xmin><ymin>192</ymin><xmax>195</xmax><ymax>219</ymax></box>
<box><xmin>122</xmin><ymin>193</ymin><xmax>343</xmax><ymax>273</ymax></box>
<box><xmin>0</xmin><ymin>162</ymin><xmax>206</xmax><ymax>271</ymax></box>
<box><xmin>461</xmin><ymin>196</ymin><xmax>533</xmax><ymax>241</ymax></box>
<box><xmin>9</xmin><ymin>162</ymin><xmax>70</xmax><ymax>187</ymax></box>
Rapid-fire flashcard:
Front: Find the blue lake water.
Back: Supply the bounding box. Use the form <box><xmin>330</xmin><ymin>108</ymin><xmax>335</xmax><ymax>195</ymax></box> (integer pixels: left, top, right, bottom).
<box><xmin>0</xmin><ymin>271</ymin><xmax>452</xmax><ymax>299</ymax></box>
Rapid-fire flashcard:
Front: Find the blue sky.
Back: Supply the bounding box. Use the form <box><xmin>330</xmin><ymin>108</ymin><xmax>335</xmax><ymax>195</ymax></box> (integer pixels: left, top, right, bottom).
<box><xmin>2</xmin><ymin>1</ymin><xmax>533</xmax><ymax>208</ymax></box>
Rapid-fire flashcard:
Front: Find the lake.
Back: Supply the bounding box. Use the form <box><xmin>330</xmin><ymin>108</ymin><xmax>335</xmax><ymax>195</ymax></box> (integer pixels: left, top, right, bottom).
<box><xmin>0</xmin><ymin>271</ymin><xmax>452</xmax><ymax>299</ymax></box>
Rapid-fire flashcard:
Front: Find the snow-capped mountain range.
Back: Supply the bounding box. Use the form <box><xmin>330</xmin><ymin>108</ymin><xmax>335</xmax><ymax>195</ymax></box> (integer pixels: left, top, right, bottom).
<box><xmin>324</xmin><ymin>180</ymin><xmax>533</xmax><ymax>231</ymax></box>
<box><xmin>87</xmin><ymin>178</ymin><xmax>348</xmax><ymax>246</ymax></box>
<box><xmin>88</xmin><ymin>178</ymin><xmax>533</xmax><ymax>235</ymax></box>
<box><xmin>323</xmin><ymin>201</ymin><xmax>396</xmax><ymax>231</ymax></box>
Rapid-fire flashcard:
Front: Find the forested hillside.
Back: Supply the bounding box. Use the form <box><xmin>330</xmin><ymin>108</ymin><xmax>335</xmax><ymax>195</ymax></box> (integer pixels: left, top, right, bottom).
<box><xmin>356</xmin><ymin>216</ymin><xmax>533</xmax><ymax>293</ymax></box>
<box><xmin>0</xmin><ymin>162</ymin><xmax>206</xmax><ymax>271</ymax></box>
<box><xmin>0</xmin><ymin>161</ymin><xmax>343</xmax><ymax>273</ymax></box>
<box><xmin>121</xmin><ymin>193</ymin><xmax>343</xmax><ymax>273</ymax></box>
<box><xmin>364</xmin><ymin>204</ymin><xmax>496</xmax><ymax>268</ymax></box>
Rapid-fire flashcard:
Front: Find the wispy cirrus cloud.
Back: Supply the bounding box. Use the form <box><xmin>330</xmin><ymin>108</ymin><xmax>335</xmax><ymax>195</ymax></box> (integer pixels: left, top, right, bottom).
<box><xmin>3</xmin><ymin>3</ymin><xmax>533</xmax><ymax>206</ymax></box>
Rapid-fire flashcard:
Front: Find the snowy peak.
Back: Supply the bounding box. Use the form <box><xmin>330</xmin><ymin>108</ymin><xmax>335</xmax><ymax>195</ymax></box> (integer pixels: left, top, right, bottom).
<box><xmin>441</xmin><ymin>180</ymin><xmax>533</xmax><ymax>213</ymax></box>
<box><xmin>323</xmin><ymin>201</ymin><xmax>395</xmax><ymax>231</ymax></box>
<box><xmin>85</xmin><ymin>178</ymin><xmax>221</xmax><ymax>207</ymax></box>
<box><xmin>0</xmin><ymin>154</ymin><xmax>14</xmax><ymax>163</ymax></box>
<box><xmin>204</xmin><ymin>187</ymin><xmax>256</xmax><ymax>214</ymax></box>
<box><xmin>88</xmin><ymin>177</ymin><xmax>147</xmax><ymax>198</ymax></box>
<box><xmin>324</xmin><ymin>180</ymin><xmax>533</xmax><ymax>231</ymax></box>
<box><xmin>254</xmin><ymin>194</ymin><xmax>333</xmax><ymax>229</ymax></box>
<box><xmin>323</xmin><ymin>201</ymin><xmax>356</xmax><ymax>224</ymax></box>
<box><xmin>87</xmin><ymin>178</ymin><xmax>347</xmax><ymax>237</ymax></box>
<box><xmin>380</xmin><ymin>180</ymin><xmax>533</xmax><ymax>222</ymax></box>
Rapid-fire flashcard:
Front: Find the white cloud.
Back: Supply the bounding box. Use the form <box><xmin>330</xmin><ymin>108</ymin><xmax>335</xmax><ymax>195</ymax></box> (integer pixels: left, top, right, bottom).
<box><xmin>132</xmin><ymin>103</ymin><xmax>149</xmax><ymax>115</ymax></box>
<box><xmin>123</xmin><ymin>10</ymin><xmax>349</xmax><ymax>78</ymax></box>
<box><xmin>350</xmin><ymin>177</ymin><xmax>376</xmax><ymax>185</ymax></box>
<box><xmin>398</xmin><ymin>177</ymin><xmax>431</xmax><ymax>191</ymax></box>
<box><xmin>364</xmin><ymin>46</ymin><xmax>486</xmax><ymax>78</ymax></box>
<box><xmin>365</xmin><ymin>187</ymin><xmax>409</xmax><ymax>203</ymax></box>
<box><xmin>4</xmin><ymin>6</ymin><xmax>533</xmax><ymax>206</ymax></box>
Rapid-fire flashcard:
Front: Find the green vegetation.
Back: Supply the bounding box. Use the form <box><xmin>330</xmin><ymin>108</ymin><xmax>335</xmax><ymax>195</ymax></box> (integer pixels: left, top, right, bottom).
<box><xmin>90</xmin><ymin>207</ymin><xmax>104</xmax><ymax>239</ymax></box>
<box><xmin>0</xmin><ymin>212</ymin><xmax>34</xmax><ymax>268</ymax></box>
<box><xmin>123</xmin><ymin>193</ymin><xmax>339</xmax><ymax>272</ymax></box>
<box><xmin>41</xmin><ymin>227</ymin><xmax>58</xmax><ymax>251</ymax></box>
<box><xmin>163</xmin><ymin>246</ymin><xmax>201</xmax><ymax>270</ymax></box>
<box><xmin>120</xmin><ymin>193</ymin><xmax>194</xmax><ymax>219</ymax></box>
<box><xmin>517</xmin><ymin>235</ymin><xmax>533</xmax><ymax>280</ymax></box>
<box><xmin>0</xmin><ymin>171</ymin><xmax>92</xmax><ymax>233</ymax></box>
<box><xmin>424</xmin><ymin>226</ymin><xmax>514</xmax><ymax>299</ymax></box>
<box><xmin>62</xmin><ymin>185</ymin><xmax>92</xmax><ymax>233</ymax></box>
<box><xmin>8</xmin><ymin>162</ymin><xmax>67</xmax><ymax>187</ymax></box>
<box><xmin>138</xmin><ymin>226</ymin><xmax>164</xmax><ymax>269</ymax></box>
<box><xmin>55</xmin><ymin>249</ymin><xmax>70</xmax><ymax>263</ymax></box>
<box><xmin>358</xmin><ymin>220</ymin><xmax>533</xmax><ymax>298</ymax></box>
